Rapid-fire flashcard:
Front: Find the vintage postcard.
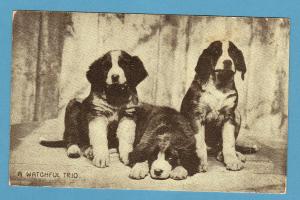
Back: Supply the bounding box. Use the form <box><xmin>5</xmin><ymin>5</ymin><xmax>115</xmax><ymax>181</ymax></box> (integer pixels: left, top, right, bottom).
<box><xmin>9</xmin><ymin>11</ymin><xmax>289</xmax><ymax>193</ymax></box>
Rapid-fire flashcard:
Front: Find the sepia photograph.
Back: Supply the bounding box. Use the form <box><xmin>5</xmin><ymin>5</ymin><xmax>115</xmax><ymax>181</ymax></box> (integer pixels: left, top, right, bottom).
<box><xmin>9</xmin><ymin>10</ymin><xmax>289</xmax><ymax>193</ymax></box>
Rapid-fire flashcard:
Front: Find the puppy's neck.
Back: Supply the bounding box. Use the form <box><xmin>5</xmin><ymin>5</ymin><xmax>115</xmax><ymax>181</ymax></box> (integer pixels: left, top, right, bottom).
<box><xmin>201</xmin><ymin>75</ymin><xmax>236</xmax><ymax>93</ymax></box>
<box><xmin>90</xmin><ymin>86</ymin><xmax>137</xmax><ymax>108</ymax></box>
<box><xmin>213</xmin><ymin>76</ymin><xmax>235</xmax><ymax>91</ymax></box>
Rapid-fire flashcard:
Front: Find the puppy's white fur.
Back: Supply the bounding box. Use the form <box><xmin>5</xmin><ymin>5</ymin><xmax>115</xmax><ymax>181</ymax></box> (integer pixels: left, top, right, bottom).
<box><xmin>150</xmin><ymin>151</ymin><xmax>172</xmax><ymax>179</ymax></box>
<box><xmin>88</xmin><ymin>117</ymin><xmax>110</xmax><ymax>168</ymax></box>
<box><xmin>129</xmin><ymin>161</ymin><xmax>149</xmax><ymax>179</ymax></box>
<box><xmin>215</xmin><ymin>41</ymin><xmax>232</xmax><ymax>71</ymax></box>
<box><xmin>222</xmin><ymin>121</ymin><xmax>244</xmax><ymax>170</ymax></box>
<box><xmin>170</xmin><ymin>166</ymin><xmax>188</xmax><ymax>180</ymax></box>
<box><xmin>106</xmin><ymin>50</ymin><xmax>126</xmax><ymax>84</ymax></box>
<box><xmin>116</xmin><ymin>117</ymin><xmax>136</xmax><ymax>165</ymax></box>
<box><xmin>194</xmin><ymin>121</ymin><xmax>208</xmax><ymax>172</ymax></box>
<box><xmin>67</xmin><ymin>144</ymin><xmax>80</xmax><ymax>156</ymax></box>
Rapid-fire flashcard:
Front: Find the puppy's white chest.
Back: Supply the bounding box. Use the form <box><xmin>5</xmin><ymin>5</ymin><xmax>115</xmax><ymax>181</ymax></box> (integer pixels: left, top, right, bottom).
<box><xmin>201</xmin><ymin>90</ymin><xmax>223</xmax><ymax>110</ymax></box>
<box><xmin>200</xmin><ymin>85</ymin><xmax>235</xmax><ymax>111</ymax></box>
<box><xmin>108</xmin><ymin>111</ymin><xmax>119</xmax><ymax>122</ymax></box>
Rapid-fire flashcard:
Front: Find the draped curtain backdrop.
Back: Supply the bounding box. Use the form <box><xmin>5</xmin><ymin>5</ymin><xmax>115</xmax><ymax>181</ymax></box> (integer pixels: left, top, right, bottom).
<box><xmin>11</xmin><ymin>11</ymin><xmax>289</xmax><ymax>136</ymax></box>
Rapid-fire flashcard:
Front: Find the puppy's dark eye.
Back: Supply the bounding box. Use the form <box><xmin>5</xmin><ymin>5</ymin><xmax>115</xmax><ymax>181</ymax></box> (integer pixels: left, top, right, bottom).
<box><xmin>166</xmin><ymin>150</ymin><xmax>176</xmax><ymax>161</ymax></box>
<box><xmin>118</xmin><ymin>59</ymin><xmax>131</xmax><ymax>68</ymax></box>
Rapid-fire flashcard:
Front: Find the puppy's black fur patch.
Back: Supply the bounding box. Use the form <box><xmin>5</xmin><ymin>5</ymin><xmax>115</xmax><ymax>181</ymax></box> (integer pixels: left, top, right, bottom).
<box><xmin>182</xmin><ymin>41</ymin><xmax>247</xmax><ymax>148</ymax></box>
<box><xmin>129</xmin><ymin>104</ymin><xmax>200</xmax><ymax>176</ymax></box>
<box><xmin>40</xmin><ymin>50</ymin><xmax>148</xmax><ymax>159</ymax></box>
<box><xmin>181</xmin><ymin>41</ymin><xmax>257</xmax><ymax>168</ymax></box>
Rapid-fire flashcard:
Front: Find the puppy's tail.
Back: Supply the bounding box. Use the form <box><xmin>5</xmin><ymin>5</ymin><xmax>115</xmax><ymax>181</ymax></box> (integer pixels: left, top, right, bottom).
<box><xmin>39</xmin><ymin>137</ymin><xmax>66</xmax><ymax>148</ymax></box>
<box><xmin>236</xmin><ymin>144</ymin><xmax>259</xmax><ymax>154</ymax></box>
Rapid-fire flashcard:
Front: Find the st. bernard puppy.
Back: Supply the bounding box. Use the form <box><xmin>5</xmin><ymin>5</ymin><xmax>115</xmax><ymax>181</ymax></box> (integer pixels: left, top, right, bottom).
<box><xmin>128</xmin><ymin>104</ymin><xmax>200</xmax><ymax>180</ymax></box>
<box><xmin>180</xmin><ymin>41</ymin><xmax>257</xmax><ymax>171</ymax></box>
<box><xmin>40</xmin><ymin>50</ymin><xmax>148</xmax><ymax>168</ymax></box>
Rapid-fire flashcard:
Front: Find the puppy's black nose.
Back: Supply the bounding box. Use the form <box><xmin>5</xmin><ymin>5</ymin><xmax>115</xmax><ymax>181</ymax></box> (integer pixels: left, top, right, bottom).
<box><xmin>223</xmin><ymin>60</ymin><xmax>233</xmax><ymax>70</ymax></box>
<box><xmin>154</xmin><ymin>169</ymin><xmax>163</xmax><ymax>176</ymax></box>
<box><xmin>111</xmin><ymin>74</ymin><xmax>119</xmax><ymax>83</ymax></box>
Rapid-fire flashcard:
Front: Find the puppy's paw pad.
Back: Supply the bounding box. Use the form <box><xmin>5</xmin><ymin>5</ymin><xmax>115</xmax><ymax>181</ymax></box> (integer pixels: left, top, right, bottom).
<box><xmin>129</xmin><ymin>162</ymin><xmax>149</xmax><ymax>179</ymax></box>
<box><xmin>199</xmin><ymin>162</ymin><xmax>208</xmax><ymax>172</ymax></box>
<box><xmin>170</xmin><ymin>166</ymin><xmax>188</xmax><ymax>180</ymax></box>
<box><xmin>225</xmin><ymin>159</ymin><xmax>244</xmax><ymax>171</ymax></box>
<box><xmin>93</xmin><ymin>151</ymin><xmax>110</xmax><ymax>168</ymax></box>
<box><xmin>67</xmin><ymin>145</ymin><xmax>81</xmax><ymax>158</ymax></box>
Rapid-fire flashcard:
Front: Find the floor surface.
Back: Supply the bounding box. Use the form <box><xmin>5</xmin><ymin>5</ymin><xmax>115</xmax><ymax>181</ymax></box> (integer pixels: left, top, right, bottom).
<box><xmin>9</xmin><ymin>119</ymin><xmax>287</xmax><ymax>193</ymax></box>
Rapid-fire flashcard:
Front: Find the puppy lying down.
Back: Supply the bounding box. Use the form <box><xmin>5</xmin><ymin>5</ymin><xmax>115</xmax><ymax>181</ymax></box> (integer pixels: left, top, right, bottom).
<box><xmin>128</xmin><ymin>104</ymin><xmax>200</xmax><ymax>180</ymax></box>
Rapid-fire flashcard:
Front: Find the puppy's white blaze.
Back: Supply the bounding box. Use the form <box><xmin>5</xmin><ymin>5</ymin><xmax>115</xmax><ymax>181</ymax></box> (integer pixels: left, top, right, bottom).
<box><xmin>222</xmin><ymin>121</ymin><xmax>237</xmax><ymax>158</ymax></box>
<box><xmin>88</xmin><ymin>117</ymin><xmax>109</xmax><ymax>153</ymax></box>
<box><xmin>223</xmin><ymin>40</ymin><xmax>230</xmax><ymax>57</ymax></box>
<box><xmin>215</xmin><ymin>41</ymin><xmax>233</xmax><ymax>71</ymax></box>
<box><xmin>150</xmin><ymin>151</ymin><xmax>172</xmax><ymax>179</ymax></box>
<box><xmin>157</xmin><ymin>151</ymin><xmax>165</xmax><ymax>160</ymax></box>
<box><xmin>106</xmin><ymin>50</ymin><xmax>126</xmax><ymax>84</ymax></box>
<box><xmin>111</xmin><ymin>50</ymin><xmax>121</xmax><ymax>69</ymax></box>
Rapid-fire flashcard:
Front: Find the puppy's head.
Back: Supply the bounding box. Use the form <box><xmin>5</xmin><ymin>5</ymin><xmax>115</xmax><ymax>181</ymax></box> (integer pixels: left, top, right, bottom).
<box><xmin>86</xmin><ymin>50</ymin><xmax>148</xmax><ymax>91</ymax></box>
<box><xmin>148</xmin><ymin>132</ymin><xmax>176</xmax><ymax>179</ymax></box>
<box><xmin>147</xmin><ymin>125</ymin><xmax>198</xmax><ymax>179</ymax></box>
<box><xmin>195</xmin><ymin>41</ymin><xmax>246</xmax><ymax>85</ymax></box>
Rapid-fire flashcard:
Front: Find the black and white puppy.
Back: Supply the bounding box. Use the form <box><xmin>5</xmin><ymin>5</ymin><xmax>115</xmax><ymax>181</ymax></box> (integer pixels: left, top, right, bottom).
<box><xmin>181</xmin><ymin>41</ymin><xmax>257</xmax><ymax>171</ymax></box>
<box><xmin>40</xmin><ymin>50</ymin><xmax>148</xmax><ymax>168</ymax></box>
<box><xmin>128</xmin><ymin>104</ymin><xmax>200</xmax><ymax>180</ymax></box>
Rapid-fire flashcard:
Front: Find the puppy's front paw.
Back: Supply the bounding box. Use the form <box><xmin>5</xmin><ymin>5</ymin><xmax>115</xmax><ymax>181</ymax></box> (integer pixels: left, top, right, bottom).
<box><xmin>199</xmin><ymin>162</ymin><xmax>208</xmax><ymax>172</ymax></box>
<box><xmin>83</xmin><ymin>146</ymin><xmax>94</xmax><ymax>160</ymax></box>
<box><xmin>195</xmin><ymin>151</ymin><xmax>208</xmax><ymax>172</ymax></box>
<box><xmin>119</xmin><ymin>144</ymin><xmax>132</xmax><ymax>165</ymax></box>
<box><xmin>129</xmin><ymin>162</ymin><xmax>149</xmax><ymax>179</ymax></box>
<box><xmin>224</xmin><ymin>155</ymin><xmax>244</xmax><ymax>171</ymax></box>
<box><xmin>67</xmin><ymin>144</ymin><xmax>81</xmax><ymax>158</ymax></box>
<box><xmin>92</xmin><ymin>149</ymin><xmax>110</xmax><ymax>168</ymax></box>
<box><xmin>170</xmin><ymin>166</ymin><xmax>188</xmax><ymax>180</ymax></box>
<box><xmin>119</xmin><ymin>152</ymin><xmax>129</xmax><ymax>165</ymax></box>
<box><xmin>217</xmin><ymin>151</ymin><xmax>246</xmax><ymax>163</ymax></box>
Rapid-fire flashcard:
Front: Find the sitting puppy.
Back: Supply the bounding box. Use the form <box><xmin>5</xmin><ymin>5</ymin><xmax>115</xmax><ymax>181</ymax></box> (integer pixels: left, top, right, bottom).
<box><xmin>181</xmin><ymin>41</ymin><xmax>257</xmax><ymax>171</ymax></box>
<box><xmin>128</xmin><ymin>104</ymin><xmax>200</xmax><ymax>180</ymax></box>
<box><xmin>40</xmin><ymin>50</ymin><xmax>148</xmax><ymax>168</ymax></box>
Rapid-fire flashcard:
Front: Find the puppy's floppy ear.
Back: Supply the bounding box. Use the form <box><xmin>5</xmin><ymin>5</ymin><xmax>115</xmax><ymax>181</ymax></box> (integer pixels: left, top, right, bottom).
<box><xmin>128</xmin><ymin>139</ymin><xmax>156</xmax><ymax>166</ymax></box>
<box><xmin>130</xmin><ymin>56</ymin><xmax>148</xmax><ymax>87</ymax></box>
<box><xmin>228</xmin><ymin>41</ymin><xmax>246</xmax><ymax>80</ymax></box>
<box><xmin>195</xmin><ymin>41</ymin><xmax>222</xmax><ymax>84</ymax></box>
<box><xmin>170</xmin><ymin>136</ymin><xmax>200</xmax><ymax>175</ymax></box>
<box><xmin>120</xmin><ymin>51</ymin><xmax>148</xmax><ymax>88</ymax></box>
<box><xmin>178</xmin><ymin>148</ymin><xmax>200</xmax><ymax>175</ymax></box>
<box><xmin>171</xmin><ymin>122</ymin><xmax>200</xmax><ymax>175</ymax></box>
<box><xmin>86</xmin><ymin>53</ymin><xmax>111</xmax><ymax>90</ymax></box>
